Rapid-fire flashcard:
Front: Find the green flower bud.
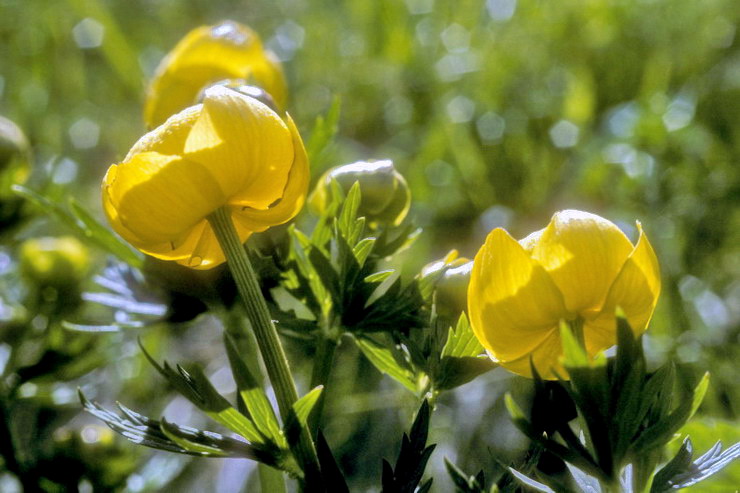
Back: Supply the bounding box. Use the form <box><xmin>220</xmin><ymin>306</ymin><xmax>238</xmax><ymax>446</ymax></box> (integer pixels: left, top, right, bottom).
<box><xmin>310</xmin><ymin>159</ymin><xmax>411</xmax><ymax>226</ymax></box>
<box><xmin>19</xmin><ymin>236</ymin><xmax>90</xmax><ymax>289</ymax></box>
<box><xmin>421</xmin><ymin>250</ymin><xmax>472</xmax><ymax>319</ymax></box>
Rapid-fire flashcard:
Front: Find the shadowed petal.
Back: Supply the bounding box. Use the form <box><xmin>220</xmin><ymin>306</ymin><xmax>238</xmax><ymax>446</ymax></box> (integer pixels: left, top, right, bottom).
<box><xmin>104</xmin><ymin>152</ymin><xmax>224</xmax><ymax>245</ymax></box>
<box><xmin>230</xmin><ymin>114</ymin><xmax>309</xmax><ymax>232</ymax></box>
<box><xmin>495</xmin><ymin>329</ymin><xmax>564</xmax><ymax>379</ymax></box>
<box><xmin>468</xmin><ymin>228</ymin><xmax>568</xmax><ymax>362</ymax></box>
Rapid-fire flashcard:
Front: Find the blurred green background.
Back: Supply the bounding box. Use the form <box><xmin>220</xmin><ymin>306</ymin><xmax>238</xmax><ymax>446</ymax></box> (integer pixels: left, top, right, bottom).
<box><xmin>0</xmin><ymin>0</ymin><xmax>738</xmax><ymax>491</ymax></box>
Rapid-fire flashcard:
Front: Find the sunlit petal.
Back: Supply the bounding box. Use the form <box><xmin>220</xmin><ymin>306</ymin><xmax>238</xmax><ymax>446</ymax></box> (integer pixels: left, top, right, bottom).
<box><xmin>184</xmin><ymin>85</ymin><xmax>293</xmax><ymax>205</ymax></box>
<box><xmin>531</xmin><ymin>210</ymin><xmax>633</xmax><ymax>315</ymax></box>
<box><xmin>468</xmin><ymin>228</ymin><xmax>568</xmax><ymax>362</ymax></box>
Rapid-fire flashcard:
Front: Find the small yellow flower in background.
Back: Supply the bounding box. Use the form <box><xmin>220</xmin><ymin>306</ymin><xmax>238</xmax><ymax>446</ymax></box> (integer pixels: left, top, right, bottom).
<box><xmin>144</xmin><ymin>21</ymin><xmax>287</xmax><ymax>129</ymax></box>
<box><xmin>468</xmin><ymin>210</ymin><xmax>660</xmax><ymax>379</ymax></box>
<box><xmin>0</xmin><ymin>115</ymin><xmax>31</xmax><ymax>192</ymax></box>
<box><xmin>20</xmin><ymin>236</ymin><xmax>90</xmax><ymax>288</ymax></box>
<box><xmin>103</xmin><ymin>85</ymin><xmax>308</xmax><ymax>270</ymax></box>
<box><xmin>309</xmin><ymin>160</ymin><xmax>411</xmax><ymax>226</ymax></box>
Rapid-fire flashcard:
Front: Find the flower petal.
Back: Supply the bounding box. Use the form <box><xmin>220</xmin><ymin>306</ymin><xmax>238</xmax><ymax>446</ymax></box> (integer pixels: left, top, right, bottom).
<box><xmin>230</xmin><ymin>113</ymin><xmax>309</xmax><ymax>232</ymax></box>
<box><xmin>495</xmin><ymin>329</ymin><xmax>564</xmax><ymax>379</ymax></box>
<box><xmin>144</xmin><ymin>21</ymin><xmax>286</xmax><ymax>128</ymax></box>
<box><xmin>183</xmin><ymin>85</ymin><xmax>293</xmax><ymax>207</ymax></box>
<box><xmin>126</xmin><ymin>105</ymin><xmax>201</xmax><ymax>159</ymax></box>
<box><xmin>468</xmin><ymin>228</ymin><xmax>568</xmax><ymax>362</ymax></box>
<box><xmin>531</xmin><ymin>210</ymin><xmax>634</xmax><ymax>316</ymax></box>
<box><xmin>104</xmin><ymin>151</ymin><xmax>224</xmax><ymax>245</ymax></box>
<box><xmin>591</xmin><ymin>223</ymin><xmax>661</xmax><ymax>338</ymax></box>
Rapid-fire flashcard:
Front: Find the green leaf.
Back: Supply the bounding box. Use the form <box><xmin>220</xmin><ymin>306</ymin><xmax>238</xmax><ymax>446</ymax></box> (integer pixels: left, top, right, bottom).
<box><xmin>69</xmin><ymin>198</ymin><xmax>144</xmax><ymax>267</ymax></box>
<box><xmin>441</xmin><ymin>313</ymin><xmax>484</xmax><ymax>359</ymax></box>
<box><xmin>12</xmin><ymin>185</ymin><xmax>144</xmax><ymax>267</ymax></box>
<box><xmin>284</xmin><ymin>386</ymin><xmax>324</xmax><ymax>447</ymax></box>
<box><xmin>316</xmin><ymin>431</ymin><xmax>350</xmax><ymax>493</ymax></box>
<box><xmin>445</xmin><ymin>459</ymin><xmax>486</xmax><ymax>492</ymax></box>
<box><xmin>306</xmin><ymin>96</ymin><xmax>341</xmax><ymax>169</ymax></box>
<box><xmin>139</xmin><ymin>341</ymin><xmax>268</xmax><ymax>445</ymax></box>
<box><xmin>508</xmin><ymin>468</ymin><xmax>556</xmax><ymax>493</ymax></box>
<box><xmin>80</xmin><ymin>391</ymin><xmax>270</xmax><ymax>461</ymax></box>
<box><xmin>224</xmin><ymin>333</ymin><xmax>284</xmax><ymax>448</ymax></box>
<box><xmin>365</xmin><ymin>269</ymin><xmax>396</xmax><ymax>284</ymax></box>
<box><xmin>355</xmin><ymin>336</ymin><xmax>418</xmax><ymax>393</ymax></box>
<box><xmin>633</xmin><ymin>372</ymin><xmax>711</xmax><ymax>454</ymax></box>
<box><xmin>338</xmin><ymin>181</ymin><xmax>362</xmax><ymax>240</ymax></box>
<box><xmin>352</xmin><ymin>237</ymin><xmax>376</xmax><ymax>269</ymax></box>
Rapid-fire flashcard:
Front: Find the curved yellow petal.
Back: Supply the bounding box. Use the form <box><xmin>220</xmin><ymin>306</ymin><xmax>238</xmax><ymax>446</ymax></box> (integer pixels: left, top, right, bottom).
<box><xmin>126</xmin><ymin>105</ymin><xmax>201</xmax><ymax>159</ymax></box>
<box><xmin>531</xmin><ymin>210</ymin><xmax>634</xmax><ymax>316</ymax></box>
<box><xmin>144</xmin><ymin>21</ymin><xmax>287</xmax><ymax>128</ymax></box>
<box><xmin>230</xmin><ymin>113</ymin><xmax>309</xmax><ymax>232</ymax></box>
<box><xmin>495</xmin><ymin>329</ymin><xmax>564</xmax><ymax>379</ymax></box>
<box><xmin>598</xmin><ymin>223</ymin><xmax>661</xmax><ymax>335</ymax></box>
<box><xmin>104</xmin><ymin>151</ymin><xmax>224</xmax><ymax>245</ymax></box>
<box><xmin>184</xmin><ymin>85</ymin><xmax>293</xmax><ymax>206</ymax></box>
<box><xmin>468</xmin><ymin>228</ymin><xmax>568</xmax><ymax>362</ymax></box>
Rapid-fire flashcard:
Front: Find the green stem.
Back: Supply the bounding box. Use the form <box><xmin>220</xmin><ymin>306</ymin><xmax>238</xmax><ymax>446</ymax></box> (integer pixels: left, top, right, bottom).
<box><xmin>308</xmin><ymin>335</ymin><xmax>338</xmax><ymax>433</ymax></box>
<box><xmin>207</xmin><ymin>207</ymin><xmax>321</xmax><ymax>489</ymax></box>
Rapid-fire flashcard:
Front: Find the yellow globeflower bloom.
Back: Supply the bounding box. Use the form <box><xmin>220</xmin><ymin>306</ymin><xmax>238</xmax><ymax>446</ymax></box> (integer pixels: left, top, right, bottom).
<box><xmin>468</xmin><ymin>210</ymin><xmax>660</xmax><ymax>379</ymax></box>
<box><xmin>144</xmin><ymin>21</ymin><xmax>287</xmax><ymax>129</ymax></box>
<box><xmin>103</xmin><ymin>85</ymin><xmax>308</xmax><ymax>270</ymax></box>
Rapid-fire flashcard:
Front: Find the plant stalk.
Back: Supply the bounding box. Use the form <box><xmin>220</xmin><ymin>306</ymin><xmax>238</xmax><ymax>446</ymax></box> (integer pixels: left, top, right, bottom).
<box><xmin>207</xmin><ymin>207</ymin><xmax>321</xmax><ymax>490</ymax></box>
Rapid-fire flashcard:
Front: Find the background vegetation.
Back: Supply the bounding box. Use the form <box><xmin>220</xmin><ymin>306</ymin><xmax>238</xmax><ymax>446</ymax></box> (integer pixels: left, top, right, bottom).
<box><xmin>0</xmin><ymin>0</ymin><xmax>738</xmax><ymax>491</ymax></box>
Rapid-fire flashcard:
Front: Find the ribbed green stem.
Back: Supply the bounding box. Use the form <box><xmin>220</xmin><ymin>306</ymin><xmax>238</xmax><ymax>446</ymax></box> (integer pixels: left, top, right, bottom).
<box><xmin>207</xmin><ymin>207</ymin><xmax>321</xmax><ymax>489</ymax></box>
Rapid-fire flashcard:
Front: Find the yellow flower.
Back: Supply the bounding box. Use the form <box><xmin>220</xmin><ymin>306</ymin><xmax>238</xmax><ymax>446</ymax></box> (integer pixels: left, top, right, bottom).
<box><xmin>468</xmin><ymin>210</ymin><xmax>660</xmax><ymax>379</ymax></box>
<box><xmin>103</xmin><ymin>85</ymin><xmax>308</xmax><ymax>270</ymax></box>
<box><xmin>144</xmin><ymin>21</ymin><xmax>287</xmax><ymax>129</ymax></box>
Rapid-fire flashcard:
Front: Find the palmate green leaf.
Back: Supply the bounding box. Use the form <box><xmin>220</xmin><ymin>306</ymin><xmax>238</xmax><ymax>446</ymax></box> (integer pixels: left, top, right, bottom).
<box><xmin>651</xmin><ymin>438</ymin><xmax>740</xmax><ymax>492</ymax></box>
<box><xmin>381</xmin><ymin>400</ymin><xmax>436</xmax><ymax>493</ymax></box>
<box><xmin>80</xmin><ymin>391</ymin><xmax>272</xmax><ymax>462</ymax></box>
<box><xmin>355</xmin><ymin>335</ymin><xmax>419</xmax><ymax>393</ymax></box>
<box><xmin>224</xmin><ymin>333</ymin><xmax>285</xmax><ymax>448</ymax></box>
<box><xmin>504</xmin><ymin>394</ymin><xmax>602</xmax><ymax>479</ymax></box>
<box><xmin>441</xmin><ymin>313</ymin><xmax>482</xmax><ymax>359</ymax></box>
<box><xmin>632</xmin><ymin>372</ymin><xmax>710</xmax><ymax>454</ymax></box>
<box><xmin>139</xmin><ymin>341</ymin><xmax>270</xmax><ymax>446</ymax></box>
<box><xmin>435</xmin><ymin>314</ymin><xmax>496</xmax><ymax>390</ymax></box>
<box><xmin>12</xmin><ymin>185</ymin><xmax>144</xmax><ymax>268</ymax></box>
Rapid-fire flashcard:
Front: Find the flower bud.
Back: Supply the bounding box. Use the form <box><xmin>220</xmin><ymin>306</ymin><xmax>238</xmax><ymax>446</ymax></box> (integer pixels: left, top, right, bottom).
<box><xmin>19</xmin><ymin>236</ymin><xmax>90</xmax><ymax>289</ymax></box>
<box><xmin>144</xmin><ymin>21</ymin><xmax>287</xmax><ymax>128</ymax></box>
<box><xmin>310</xmin><ymin>160</ymin><xmax>411</xmax><ymax>226</ymax></box>
<box><xmin>421</xmin><ymin>250</ymin><xmax>472</xmax><ymax>318</ymax></box>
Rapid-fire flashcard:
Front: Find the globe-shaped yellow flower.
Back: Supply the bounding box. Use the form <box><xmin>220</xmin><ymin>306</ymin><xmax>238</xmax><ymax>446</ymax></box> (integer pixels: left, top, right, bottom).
<box><xmin>468</xmin><ymin>210</ymin><xmax>660</xmax><ymax>379</ymax></box>
<box><xmin>103</xmin><ymin>85</ymin><xmax>308</xmax><ymax>270</ymax></box>
<box><xmin>144</xmin><ymin>21</ymin><xmax>287</xmax><ymax>129</ymax></box>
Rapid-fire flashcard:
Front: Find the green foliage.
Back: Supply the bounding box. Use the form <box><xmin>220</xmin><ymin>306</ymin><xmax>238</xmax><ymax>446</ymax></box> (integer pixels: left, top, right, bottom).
<box><xmin>505</xmin><ymin>320</ymin><xmax>739</xmax><ymax>492</ymax></box>
<box><xmin>381</xmin><ymin>399</ymin><xmax>435</xmax><ymax>493</ymax></box>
